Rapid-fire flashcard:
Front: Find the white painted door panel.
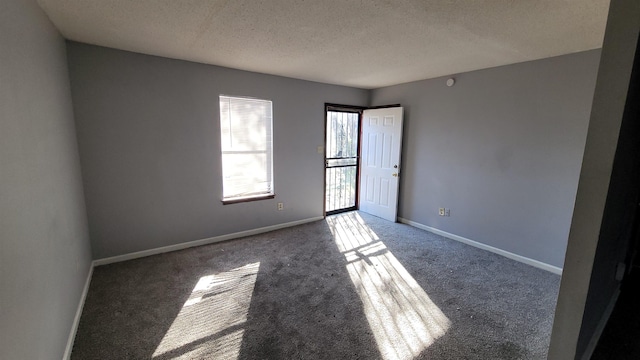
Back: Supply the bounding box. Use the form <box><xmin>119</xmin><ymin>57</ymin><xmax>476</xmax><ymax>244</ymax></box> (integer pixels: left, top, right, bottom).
<box><xmin>359</xmin><ymin>107</ymin><xmax>403</xmax><ymax>221</ymax></box>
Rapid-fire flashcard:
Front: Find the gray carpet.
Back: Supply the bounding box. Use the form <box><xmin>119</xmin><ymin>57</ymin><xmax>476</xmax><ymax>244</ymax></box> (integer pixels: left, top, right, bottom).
<box><xmin>71</xmin><ymin>212</ymin><xmax>560</xmax><ymax>359</ymax></box>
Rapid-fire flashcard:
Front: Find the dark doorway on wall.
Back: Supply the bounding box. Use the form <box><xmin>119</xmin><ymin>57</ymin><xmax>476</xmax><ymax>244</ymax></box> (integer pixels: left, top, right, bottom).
<box><xmin>591</xmin><ymin>33</ymin><xmax>640</xmax><ymax>360</ymax></box>
<box><xmin>324</xmin><ymin>105</ymin><xmax>362</xmax><ymax>215</ymax></box>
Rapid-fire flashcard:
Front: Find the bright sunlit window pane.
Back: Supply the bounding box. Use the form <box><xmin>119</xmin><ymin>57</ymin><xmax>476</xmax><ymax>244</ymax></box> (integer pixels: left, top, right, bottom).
<box><xmin>219</xmin><ymin>95</ymin><xmax>273</xmax><ymax>201</ymax></box>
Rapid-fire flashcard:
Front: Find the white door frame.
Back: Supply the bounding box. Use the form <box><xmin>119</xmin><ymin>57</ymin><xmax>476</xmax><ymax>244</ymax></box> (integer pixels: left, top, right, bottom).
<box><xmin>358</xmin><ymin>106</ymin><xmax>404</xmax><ymax>222</ymax></box>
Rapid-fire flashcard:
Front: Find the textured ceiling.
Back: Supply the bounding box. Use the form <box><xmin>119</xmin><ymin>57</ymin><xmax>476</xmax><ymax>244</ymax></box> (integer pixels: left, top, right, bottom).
<box><xmin>37</xmin><ymin>0</ymin><xmax>610</xmax><ymax>89</ymax></box>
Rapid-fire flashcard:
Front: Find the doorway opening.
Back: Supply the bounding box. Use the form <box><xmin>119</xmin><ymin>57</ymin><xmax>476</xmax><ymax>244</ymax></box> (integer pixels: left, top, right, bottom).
<box><xmin>324</xmin><ymin>105</ymin><xmax>362</xmax><ymax>215</ymax></box>
<box><xmin>324</xmin><ymin>104</ymin><xmax>405</xmax><ymax>220</ymax></box>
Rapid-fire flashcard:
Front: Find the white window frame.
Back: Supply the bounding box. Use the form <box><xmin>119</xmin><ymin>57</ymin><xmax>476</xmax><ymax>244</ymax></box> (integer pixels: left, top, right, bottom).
<box><xmin>219</xmin><ymin>95</ymin><xmax>274</xmax><ymax>203</ymax></box>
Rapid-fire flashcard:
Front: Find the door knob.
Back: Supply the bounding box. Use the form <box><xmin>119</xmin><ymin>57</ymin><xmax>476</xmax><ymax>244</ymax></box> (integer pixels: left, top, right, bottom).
<box><xmin>392</xmin><ymin>173</ymin><xmax>398</xmax><ymax>177</ymax></box>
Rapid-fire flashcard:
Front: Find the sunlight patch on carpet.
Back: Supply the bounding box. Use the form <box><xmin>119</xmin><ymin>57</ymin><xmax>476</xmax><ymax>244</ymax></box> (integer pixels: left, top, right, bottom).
<box><xmin>328</xmin><ymin>212</ymin><xmax>450</xmax><ymax>360</ymax></box>
<box><xmin>152</xmin><ymin>262</ymin><xmax>260</xmax><ymax>359</ymax></box>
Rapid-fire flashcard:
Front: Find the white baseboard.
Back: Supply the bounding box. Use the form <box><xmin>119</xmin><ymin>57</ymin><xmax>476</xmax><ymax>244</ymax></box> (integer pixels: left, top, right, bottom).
<box><xmin>63</xmin><ymin>263</ymin><xmax>94</xmax><ymax>360</ymax></box>
<box><xmin>580</xmin><ymin>288</ymin><xmax>621</xmax><ymax>360</ymax></box>
<box><xmin>93</xmin><ymin>216</ymin><xmax>325</xmax><ymax>266</ymax></box>
<box><xmin>64</xmin><ymin>216</ymin><xmax>324</xmax><ymax>358</ymax></box>
<box><xmin>397</xmin><ymin>217</ymin><xmax>563</xmax><ymax>275</ymax></box>
<box><xmin>64</xmin><ymin>215</ymin><xmax>561</xmax><ymax>358</ymax></box>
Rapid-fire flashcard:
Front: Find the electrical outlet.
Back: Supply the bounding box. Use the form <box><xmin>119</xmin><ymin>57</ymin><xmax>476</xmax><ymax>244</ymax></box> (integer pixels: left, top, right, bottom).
<box><xmin>439</xmin><ymin>208</ymin><xmax>445</xmax><ymax>216</ymax></box>
<box><xmin>445</xmin><ymin>208</ymin><xmax>451</xmax><ymax>217</ymax></box>
<box><xmin>277</xmin><ymin>202</ymin><xmax>284</xmax><ymax>211</ymax></box>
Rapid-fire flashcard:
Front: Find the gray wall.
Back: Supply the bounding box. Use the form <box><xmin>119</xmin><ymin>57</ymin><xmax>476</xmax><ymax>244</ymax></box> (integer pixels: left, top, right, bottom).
<box><xmin>370</xmin><ymin>50</ymin><xmax>601</xmax><ymax>268</ymax></box>
<box><xmin>549</xmin><ymin>0</ymin><xmax>640</xmax><ymax>358</ymax></box>
<box><xmin>0</xmin><ymin>1</ymin><xmax>92</xmax><ymax>359</ymax></box>
<box><xmin>67</xmin><ymin>43</ymin><xmax>369</xmax><ymax>259</ymax></box>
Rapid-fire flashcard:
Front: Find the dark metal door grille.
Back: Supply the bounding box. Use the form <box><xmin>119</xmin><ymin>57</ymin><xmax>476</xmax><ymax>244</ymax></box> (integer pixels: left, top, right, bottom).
<box><xmin>325</xmin><ymin>110</ymin><xmax>360</xmax><ymax>215</ymax></box>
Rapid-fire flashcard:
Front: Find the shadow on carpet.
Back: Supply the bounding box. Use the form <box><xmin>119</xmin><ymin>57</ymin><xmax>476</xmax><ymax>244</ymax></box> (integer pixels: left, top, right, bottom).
<box><xmin>71</xmin><ymin>212</ymin><xmax>560</xmax><ymax>360</ymax></box>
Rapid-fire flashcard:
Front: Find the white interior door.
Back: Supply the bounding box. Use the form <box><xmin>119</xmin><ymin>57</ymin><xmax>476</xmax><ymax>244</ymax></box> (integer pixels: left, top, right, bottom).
<box><xmin>359</xmin><ymin>107</ymin><xmax>403</xmax><ymax>221</ymax></box>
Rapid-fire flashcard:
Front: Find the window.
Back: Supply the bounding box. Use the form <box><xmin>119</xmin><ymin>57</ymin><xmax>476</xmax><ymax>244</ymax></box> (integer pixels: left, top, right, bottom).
<box><xmin>219</xmin><ymin>95</ymin><xmax>274</xmax><ymax>203</ymax></box>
